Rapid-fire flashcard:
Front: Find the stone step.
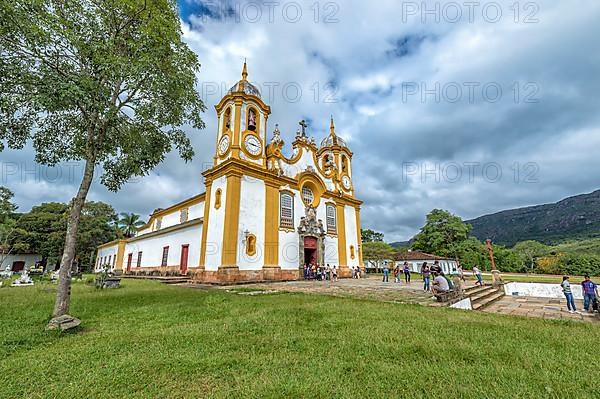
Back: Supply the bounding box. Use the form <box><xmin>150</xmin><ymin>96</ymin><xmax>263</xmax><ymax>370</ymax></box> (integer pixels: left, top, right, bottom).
<box><xmin>470</xmin><ymin>287</ymin><xmax>501</xmax><ymax>303</ymax></box>
<box><xmin>464</xmin><ymin>285</ymin><xmax>493</xmax><ymax>296</ymax></box>
<box><xmin>162</xmin><ymin>278</ymin><xmax>191</xmax><ymax>285</ymax></box>
<box><xmin>472</xmin><ymin>291</ymin><xmax>505</xmax><ymax>310</ymax></box>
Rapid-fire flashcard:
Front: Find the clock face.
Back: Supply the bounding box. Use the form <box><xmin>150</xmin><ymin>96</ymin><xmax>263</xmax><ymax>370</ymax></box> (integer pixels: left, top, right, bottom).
<box><xmin>244</xmin><ymin>135</ymin><xmax>262</xmax><ymax>156</ymax></box>
<box><xmin>342</xmin><ymin>175</ymin><xmax>351</xmax><ymax>190</ymax></box>
<box><xmin>218</xmin><ymin>135</ymin><xmax>230</xmax><ymax>156</ymax></box>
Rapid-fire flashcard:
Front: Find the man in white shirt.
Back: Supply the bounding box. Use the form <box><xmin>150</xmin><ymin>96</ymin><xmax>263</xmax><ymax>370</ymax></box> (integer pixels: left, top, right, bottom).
<box><xmin>432</xmin><ymin>273</ymin><xmax>450</xmax><ymax>293</ymax></box>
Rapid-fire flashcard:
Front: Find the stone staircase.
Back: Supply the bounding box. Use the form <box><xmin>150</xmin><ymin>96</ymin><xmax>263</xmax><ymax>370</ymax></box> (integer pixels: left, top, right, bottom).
<box><xmin>464</xmin><ymin>284</ymin><xmax>505</xmax><ymax>310</ymax></box>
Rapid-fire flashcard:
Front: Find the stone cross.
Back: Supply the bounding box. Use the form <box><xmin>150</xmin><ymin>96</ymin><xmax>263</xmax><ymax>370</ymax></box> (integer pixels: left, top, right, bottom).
<box><xmin>299</xmin><ymin>120</ymin><xmax>308</xmax><ymax>136</ymax></box>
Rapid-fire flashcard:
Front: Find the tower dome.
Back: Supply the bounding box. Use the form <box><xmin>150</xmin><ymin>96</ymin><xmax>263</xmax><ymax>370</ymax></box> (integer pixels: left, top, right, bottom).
<box><xmin>320</xmin><ymin>117</ymin><xmax>347</xmax><ymax>148</ymax></box>
<box><xmin>228</xmin><ymin>61</ymin><xmax>261</xmax><ymax>97</ymax></box>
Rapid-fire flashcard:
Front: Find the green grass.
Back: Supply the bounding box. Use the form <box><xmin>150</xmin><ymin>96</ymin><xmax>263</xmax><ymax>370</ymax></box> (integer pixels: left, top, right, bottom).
<box><xmin>1</xmin><ymin>279</ymin><xmax>599</xmax><ymax>398</ymax></box>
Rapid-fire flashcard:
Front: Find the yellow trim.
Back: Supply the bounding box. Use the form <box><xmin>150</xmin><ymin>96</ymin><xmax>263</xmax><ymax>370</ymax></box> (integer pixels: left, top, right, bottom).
<box><xmin>221</xmin><ymin>173</ymin><xmax>242</xmax><ymax>266</ymax></box>
<box><xmin>245</xmin><ymin>234</ymin><xmax>257</xmax><ymax>256</ymax></box>
<box><xmin>264</xmin><ymin>183</ymin><xmax>280</xmax><ymax>266</ymax></box>
<box><xmin>199</xmin><ymin>182</ymin><xmax>212</xmax><ymax>268</ymax></box>
<box><xmin>130</xmin><ymin>218</ymin><xmax>203</xmax><ymax>242</ymax></box>
<box><xmin>336</xmin><ymin>203</ymin><xmax>347</xmax><ymax>266</ymax></box>
<box><xmin>231</xmin><ymin>99</ymin><xmax>242</xmax><ymax>158</ymax></box>
<box><xmin>241</xmin><ymin>130</ymin><xmax>264</xmax><ymax>160</ymax></box>
<box><xmin>355</xmin><ymin>207</ymin><xmax>363</xmax><ymax>266</ymax></box>
<box><xmin>297</xmin><ymin>171</ymin><xmax>327</xmax><ymax>208</ymax></box>
<box><xmin>217</xmin><ymin>133</ymin><xmax>231</xmax><ymax>159</ymax></box>
<box><xmin>138</xmin><ymin>193</ymin><xmax>206</xmax><ymax>232</ymax></box>
<box><xmin>214</xmin><ymin>188</ymin><xmax>222</xmax><ymax>209</ymax></box>
<box><xmin>202</xmin><ymin>159</ymin><xmax>363</xmax><ymax>207</ymax></box>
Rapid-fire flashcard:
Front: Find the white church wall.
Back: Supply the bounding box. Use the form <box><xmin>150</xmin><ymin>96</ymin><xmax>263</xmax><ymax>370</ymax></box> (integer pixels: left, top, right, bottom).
<box><xmin>125</xmin><ymin>223</ymin><xmax>202</xmax><ymax>270</ymax></box>
<box><xmin>279</xmin><ymin>230</ymin><xmax>299</xmax><ymax>270</ymax></box>
<box><xmin>204</xmin><ymin>177</ymin><xmax>228</xmax><ymax>270</ymax></box>
<box><xmin>323</xmin><ymin>236</ymin><xmax>339</xmax><ymax>266</ymax></box>
<box><xmin>237</xmin><ymin>176</ymin><xmax>265</xmax><ymax>270</ymax></box>
<box><xmin>344</xmin><ymin>205</ymin><xmax>359</xmax><ymax>267</ymax></box>
<box><xmin>1</xmin><ymin>253</ymin><xmax>42</xmax><ymax>271</ymax></box>
<box><xmin>96</xmin><ymin>244</ymin><xmax>119</xmax><ymax>271</ymax></box>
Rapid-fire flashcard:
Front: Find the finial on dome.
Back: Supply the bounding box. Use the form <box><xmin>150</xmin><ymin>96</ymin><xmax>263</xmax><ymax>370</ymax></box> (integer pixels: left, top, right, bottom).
<box><xmin>330</xmin><ymin>115</ymin><xmax>336</xmax><ymax>136</ymax></box>
<box><xmin>242</xmin><ymin>59</ymin><xmax>248</xmax><ymax>81</ymax></box>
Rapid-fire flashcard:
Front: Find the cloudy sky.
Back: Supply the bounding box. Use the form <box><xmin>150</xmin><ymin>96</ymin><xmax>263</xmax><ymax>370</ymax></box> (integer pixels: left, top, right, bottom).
<box><xmin>2</xmin><ymin>0</ymin><xmax>600</xmax><ymax>241</ymax></box>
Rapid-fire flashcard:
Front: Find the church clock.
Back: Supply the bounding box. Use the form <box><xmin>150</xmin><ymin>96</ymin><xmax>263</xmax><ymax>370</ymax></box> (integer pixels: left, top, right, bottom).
<box><xmin>218</xmin><ymin>135</ymin><xmax>230</xmax><ymax>156</ymax></box>
<box><xmin>244</xmin><ymin>134</ymin><xmax>262</xmax><ymax>156</ymax></box>
<box><xmin>341</xmin><ymin>175</ymin><xmax>352</xmax><ymax>190</ymax></box>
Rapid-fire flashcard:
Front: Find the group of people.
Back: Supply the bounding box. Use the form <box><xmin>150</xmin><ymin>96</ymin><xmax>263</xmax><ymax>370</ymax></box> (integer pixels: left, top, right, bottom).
<box><xmin>382</xmin><ymin>260</ymin><xmax>466</xmax><ymax>294</ymax></box>
<box><xmin>561</xmin><ymin>275</ymin><xmax>599</xmax><ymax>314</ymax></box>
<box><xmin>303</xmin><ymin>263</ymin><xmax>338</xmax><ymax>282</ymax></box>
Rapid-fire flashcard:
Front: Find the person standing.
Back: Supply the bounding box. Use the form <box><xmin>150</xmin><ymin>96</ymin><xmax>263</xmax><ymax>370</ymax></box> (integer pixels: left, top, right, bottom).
<box><xmin>382</xmin><ymin>262</ymin><xmax>389</xmax><ymax>282</ymax></box>
<box><xmin>421</xmin><ymin>262</ymin><xmax>431</xmax><ymax>292</ymax></box>
<box><xmin>581</xmin><ymin>275</ymin><xmax>599</xmax><ymax>313</ymax></box>
<box><xmin>457</xmin><ymin>264</ymin><xmax>465</xmax><ymax>282</ymax></box>
<box><xmin>561</xmin><ymin>276</ymin><xmax>577</xmax><ymax>313</ymax></box>
<box><xmin>332</xmin><ymin>265</ymin><xmax>338</xmax><ymax>282</ymax></box>
<box><xmin>393</xmin><ymin>265</ymin><xmax>400</xmax><ymax>283</ymax></box>
<box><xmin>473</xmin><ymin>265</ymin><xmax>484</xmax><ymax>286</ymax></box>
<box><xmin>403</xmin><ymin>262</ymin><xmax>411</xmax><ymax>284</ymax></box>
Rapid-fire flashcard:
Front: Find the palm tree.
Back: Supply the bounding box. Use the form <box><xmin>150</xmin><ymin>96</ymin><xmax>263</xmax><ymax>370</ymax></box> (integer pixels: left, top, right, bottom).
<box><xmin>118</xmin><ymin>213</ymin><xmax>145</xmax><ymax>238</ymax></box>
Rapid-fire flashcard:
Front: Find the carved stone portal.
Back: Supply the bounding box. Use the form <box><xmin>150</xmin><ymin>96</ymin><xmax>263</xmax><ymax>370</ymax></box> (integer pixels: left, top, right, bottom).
<box><xmin>297</xmin><ymin>206</ymin><xmax>326</xmax><ymax>274</ymax></box>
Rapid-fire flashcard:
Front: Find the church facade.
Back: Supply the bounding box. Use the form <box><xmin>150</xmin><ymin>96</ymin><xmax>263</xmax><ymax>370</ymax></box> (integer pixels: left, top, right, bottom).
<box><xmin>96</xmin><ymin>63</ymin><xmax>363</xmax><ymax>283</ymax></box>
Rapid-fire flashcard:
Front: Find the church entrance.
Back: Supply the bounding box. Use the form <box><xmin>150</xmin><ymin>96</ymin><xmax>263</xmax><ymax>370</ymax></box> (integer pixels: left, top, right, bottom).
<box><xmin>303</xmin><ymin>236</ymin><xmax>318</xmax><ymax>267</ymax></box>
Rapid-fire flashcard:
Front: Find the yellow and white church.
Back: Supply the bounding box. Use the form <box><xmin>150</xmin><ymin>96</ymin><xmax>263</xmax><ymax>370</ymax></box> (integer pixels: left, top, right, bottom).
<box><xmin>96</xmin><ymin>63</ymin><xmax>363</xmax><ymax>283</ymax></box>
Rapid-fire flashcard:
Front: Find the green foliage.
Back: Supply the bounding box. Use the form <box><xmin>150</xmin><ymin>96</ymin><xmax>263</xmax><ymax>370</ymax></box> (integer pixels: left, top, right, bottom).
<box><xmin>118</xmin><ymin>212</ymin><xmax>145</xmax><ymax>238</ymax></box>
<box><xmin>412</xmin><ymin>209</ymin><xmax>472</xmax><ymax>257</ymax></box>
<box><xmin>9</xmin><ymin>201</ymin><xmax>118</xmax><ymax>270</ymax></box>
<box><xmin>362</xmin><ymin>241</ymin><xmax>395</xmax><ymax>263</ymax></box>
<box><xmin>0</xmin><ymin>186</ymin><xmax>17</xmax><ymax>223</ymax></box>
<box><xmin>0</xmin><ymin>0</ymin><xmax>206</xmax><ymax>189</ymax></box>
<box><xmin>361</xmin><ymin>229</ymin><xmax>384</xmax><ymax>243</ymax></box>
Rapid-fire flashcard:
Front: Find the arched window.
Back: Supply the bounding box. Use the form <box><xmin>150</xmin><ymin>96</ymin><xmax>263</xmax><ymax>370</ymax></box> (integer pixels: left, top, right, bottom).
<box><xmin>301</xmin><ymin>186</ymin><xmax>314</xmax><ymax>206</ymax></box>
<box><xmin>326</xmin><ymin>204</ymin><xmax>336</xmax><ymax>233</ymax></box>
<box><xmin>223</xmin><ymin>107</ymin><xmax>232</xmax><ymax>131</ymax></box>
<box><xmin>246</xmin><ymin>234</ymin><xmax>257</xmax><ymax>256</ymax></box>
<box><xmin>350</xmin><ymin>245</ymin><xmax>355</xmax><ymax>259</ymax></box>
<box><xmin>214</xmin><ymin>189</ymin><xmax>222</xmax><ymax>209</ymax></box>
<box><xmin>247</xmin><ymin>107</ymin><xmax>257</xmax><ymax>131</ymax></box>
<box><xmin>341</xmin><ymin>155</ymin><xmax>349</xmax><ymax>173</ymax></box>
<box><xmin>280</xmin><ymin>192</ymin><xmax>294</xmax><ymax>228</ymax></box>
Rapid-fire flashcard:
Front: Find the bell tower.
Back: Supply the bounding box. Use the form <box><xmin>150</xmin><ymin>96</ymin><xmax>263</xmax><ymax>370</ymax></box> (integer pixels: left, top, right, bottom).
<box><xmin>214</xmin><ymin>62</ymin><xmax>271</xmax><ymax>167</ymax></box>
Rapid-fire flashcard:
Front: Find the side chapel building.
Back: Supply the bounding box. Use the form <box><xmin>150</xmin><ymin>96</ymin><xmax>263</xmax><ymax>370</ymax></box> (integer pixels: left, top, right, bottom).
<box><xmin>96</xmin><ymin>63</ymin><xmax>363</xmax><ymax>283</ymax></box>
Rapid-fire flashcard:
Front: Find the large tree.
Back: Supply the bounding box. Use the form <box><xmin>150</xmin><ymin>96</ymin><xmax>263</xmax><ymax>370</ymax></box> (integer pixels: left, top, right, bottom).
<box><xmin>361</xmin><ymin>229</ymin><xmax>384</xmax><ymax>243</ymax></box>
<box><xmin>412</xmin><ymin>209</ymin><xmax>472</xmax><ymax>257</ymax></box>
<box><xmin>0</xmin><ymin>0</ymin><xmax>205</xmax><ymax>322</ymax></box>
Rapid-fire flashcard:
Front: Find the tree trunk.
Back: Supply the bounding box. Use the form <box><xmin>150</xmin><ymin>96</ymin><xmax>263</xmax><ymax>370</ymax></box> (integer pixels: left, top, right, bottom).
<box><xmin>52</xmin><ymin>158</ymin><xmax>95</xmax><ymax>318</ymax></box>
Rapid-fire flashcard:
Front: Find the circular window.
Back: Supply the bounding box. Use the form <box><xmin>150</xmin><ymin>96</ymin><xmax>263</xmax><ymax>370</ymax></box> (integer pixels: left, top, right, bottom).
<box><xmin>301</xmin><ymin>186</ymin><xmax>314</xmax><ymax>205</ymax></box>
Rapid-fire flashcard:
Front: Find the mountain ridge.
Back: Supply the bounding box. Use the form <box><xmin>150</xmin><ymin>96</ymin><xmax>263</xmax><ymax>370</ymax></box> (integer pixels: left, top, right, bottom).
<box><xmin>466</xmin><ymin>189</ymin><xmax>600</xmax><ymax>246</ymax></box>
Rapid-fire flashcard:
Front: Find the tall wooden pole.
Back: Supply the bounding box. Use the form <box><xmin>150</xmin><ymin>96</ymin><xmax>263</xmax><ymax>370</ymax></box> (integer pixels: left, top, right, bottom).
<box><xmin>485</xmin><ymin>239</ymin><xmax>497</xmax><ymax>271</ymax></box>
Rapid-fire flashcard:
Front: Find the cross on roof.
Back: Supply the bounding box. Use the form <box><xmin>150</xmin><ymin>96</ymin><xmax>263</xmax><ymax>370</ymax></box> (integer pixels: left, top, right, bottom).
<box><xmin>299</xmin><ymin>120</ymin><xmax>308</xmax><ymax>136</ymax></box>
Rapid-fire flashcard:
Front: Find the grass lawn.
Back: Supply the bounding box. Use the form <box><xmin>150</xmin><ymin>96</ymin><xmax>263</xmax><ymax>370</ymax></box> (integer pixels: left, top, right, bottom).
<box><xmin>1</xmin><ymin>279</ymin><xmax>599</xmax><ymax>398</ymax></box>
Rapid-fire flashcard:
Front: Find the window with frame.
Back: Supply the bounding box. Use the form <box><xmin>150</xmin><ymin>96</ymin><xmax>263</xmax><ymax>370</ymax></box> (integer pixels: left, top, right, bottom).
<box><xmin>161</xmin><ymin>246</ymin><xmax>169</xmax><ymax>267</ymax></box>
<box><xmin>280</xmin><ymin>192</ymin><xmax>294</xmax><ymax>229</ymax></box>
<box><xmin>137</xmin><ymin>251</ymin><xmax>142</xmax><ymax>268</ymax></box>
<box><xmin>112</xmin><ymin>255</ymin><xmax>116</xmax><ymax>267</ymax></box>
<box><xmin>301</xmin><ymin>186</ymin><xmax>314</xmax><ymax>205</ymax></box>
<box><xmin>326</xmin><ymin>204</ymin><xmax>337</xmax><ymax>233</ymax></box>
<box><xmin>180</xmin><ymin>208</ymin><xmax>189</xmax><ymax>223</ymax></box>
<box><xmin>155</xmin><ymin>218</ymin><xmax>162</xmax><ymax>230</ymax></box>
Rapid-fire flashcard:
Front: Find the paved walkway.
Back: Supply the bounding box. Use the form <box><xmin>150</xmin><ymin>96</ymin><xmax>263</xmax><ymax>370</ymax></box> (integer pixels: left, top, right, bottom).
<box><xmin>483</xmin><ymin>295</ymin><xmax>600</xmax><ymax>323</ymax></box>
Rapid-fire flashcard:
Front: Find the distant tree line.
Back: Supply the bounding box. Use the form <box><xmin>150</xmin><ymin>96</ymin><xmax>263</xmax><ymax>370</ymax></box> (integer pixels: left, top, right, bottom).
<box><xmin>0</xmin><ymin>186</ymin><xmax>145</xmax><ymax>271</ymax></box>
<box><xmin>362</xmin><ymin>208</ymin><xmax>600</xmax><ymax>276</ymax></box>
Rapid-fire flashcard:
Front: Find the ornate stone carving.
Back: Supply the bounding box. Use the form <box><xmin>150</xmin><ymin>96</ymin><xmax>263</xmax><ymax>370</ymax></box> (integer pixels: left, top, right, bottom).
<box><xmin>297</xmin><ymin>206</ymin><xmax>326</xmax><ymax>270</ymax></box>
